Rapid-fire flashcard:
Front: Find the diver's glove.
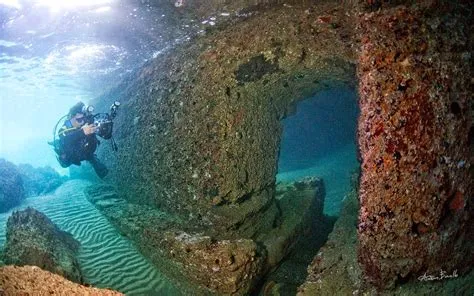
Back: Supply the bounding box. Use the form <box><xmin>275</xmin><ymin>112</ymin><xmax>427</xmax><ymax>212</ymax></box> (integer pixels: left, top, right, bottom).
<box><xmin>82</xmin><ymin>124</ymin><xmax>98</xmax><ymax>135</ymax></box>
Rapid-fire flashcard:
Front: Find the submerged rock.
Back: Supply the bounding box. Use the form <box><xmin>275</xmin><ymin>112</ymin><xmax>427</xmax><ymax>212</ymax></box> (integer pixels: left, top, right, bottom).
<box><xmin>85</xmin><ymin>184</ymin><xmax>267</xmax><ymax>294</ymax></box>
<box><xmin>160</xmin><ymin>231</ymin><xmax>266</xmax><ymax>294</ymax></box>
<box><xmin>0</xmin><ymin>265</ymin><xmax>122</xmax><ymax>295</ymax></box>
<box><xmin>17</xmin><ymin>164</ymin><xmax>67</xmax><ymax>197</ymax></box>
<box><xmin>263</xmin><ymin>177</ymin><xmax>325</xmax><ymax>267</ymax></box>
<box><xmin>298</xmin><ymin>188</ymin><xmax>474</xmax><ymax>296</ymax></box>
<box><xmin>2</xmin><ymin>207</ymin><xmax>83</xmax><ymax>284</ymax></box>
<box><xmin>92</xmin><ymin>0</ymin><xmax>356</xmax><ymax>240</ymax></box>
<box><xmin>298</xmin><ymin>188</ymin><xmax>361</xmax><ymax>295</ymax></box>
<box><xmin>259</xmin><ymin>177</ymin><xmax>333</xmax><ymax>295</ymax></box>
<box><xmin>88</xmin><ymin>0</ymin><xmax>472</xmax><ymax>293</ymax></box>
<box><xmin>356</xmin><ymin>3</ymin><xmax>474</xmax><ymax>289</ymax></box>
<box><xmin>0</xmin><ymin>158</ymin><xmax>25</xmax><ymax>213</ymax></box>
<box><xmin>85</xmin><ymin>175</ymin><xmax>326</xmax><ymax>294</ymax></box>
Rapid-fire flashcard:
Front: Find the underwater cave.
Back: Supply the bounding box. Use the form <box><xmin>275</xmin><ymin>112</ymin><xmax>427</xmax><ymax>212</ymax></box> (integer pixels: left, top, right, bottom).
<box><xmin>0</xmin><ymin>0</ymin><xmax>472</xmax><ymax>295</ymax></box>
<box><xmin>277</xmin><ymin>87</ymin><xmax>360</xmax><ymax>217</ymax></box>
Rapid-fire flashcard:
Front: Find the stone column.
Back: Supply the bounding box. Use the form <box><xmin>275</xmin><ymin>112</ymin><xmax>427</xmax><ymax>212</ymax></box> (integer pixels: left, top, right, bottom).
<box><xmin>357</xmin><ymin>3</ymin><xmax>473</xmax><ymax>289</ymax></box>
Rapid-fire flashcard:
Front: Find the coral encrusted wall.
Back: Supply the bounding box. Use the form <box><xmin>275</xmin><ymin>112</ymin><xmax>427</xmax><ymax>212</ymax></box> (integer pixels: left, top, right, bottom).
<box><xmin>357</xmin><ymin>2</ymin><xmax>473</xmax><ymax>289</ymax></box>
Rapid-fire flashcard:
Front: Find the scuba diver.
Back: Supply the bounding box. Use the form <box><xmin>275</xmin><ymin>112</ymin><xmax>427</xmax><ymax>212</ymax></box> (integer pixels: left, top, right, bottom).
<box><xmin>50</xmin><ymin>101</ymin><xmax>120</xmax><ymax>179</ymax></box>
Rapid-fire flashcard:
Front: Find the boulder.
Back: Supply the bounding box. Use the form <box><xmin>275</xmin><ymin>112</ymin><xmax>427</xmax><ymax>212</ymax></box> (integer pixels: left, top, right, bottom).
<box><xmin>2</xmin><ymin>207</ymin><xmax>83</xmax><ymax>283</ymax></box>
<box><xmin>17</xmin><ymin>164</ymin><xmax>67</xmax><ymax>197</ymax></box>
<box><xmin>85</xmin><ymin>176</ymin><xmax>326</xmax><ymax>294</ymax></box>
<box><xmin>0</xmin><ymin>265</ymin><xmax>122</xmax><ymax>295</ymax></box>
<box><xmin>0</xmin><ymin>158</ymin><xmax>25</xmax><ymax>213</ymax></box>
<box><xmin>85</xmin><ymin>184</ymin><xmax>266</xmax><ymax>294</ymax></box>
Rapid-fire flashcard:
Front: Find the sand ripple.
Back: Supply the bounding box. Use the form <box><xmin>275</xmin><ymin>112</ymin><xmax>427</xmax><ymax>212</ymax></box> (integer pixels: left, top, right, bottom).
<box><xmin>0</xmin><ymin>180</ymin><xmax>179</xmax><ymax>295</ymax></box>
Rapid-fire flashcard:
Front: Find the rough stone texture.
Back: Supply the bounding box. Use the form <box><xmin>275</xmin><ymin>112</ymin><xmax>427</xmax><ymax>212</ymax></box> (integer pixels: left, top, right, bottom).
<box><xmin>262</xmin><ymin>177</ymin><xmax>325</xmax><ymax>267</ymax></box>
<box><xmin>160</xmin><ymin>232</ymin><xmax>265</xmax><ymax>294</ymax></box>
<box><xmin>298</xmin><ymin>185</ymin><xmax>362</xmax><ymax>295</ymax></box>
<box><xmin>0</xmin><ymin>158</ymin><xmax>25</xmax><ymax>213</ymax></box>
<box><xmin>88</xmin><ymin>0</ymin><xmax>473</xmax><ymax>293</ymax></box>
<box><xmin>17</xmin><ymin>163</ymin><xmax>67</xmax><ymax>197</ymax></box>
<box><xmin>0</xmin><ymin>265</ymin><xmax>122</xmax><ymax>295</ymax></box>
<box><xmin>94</xmin><ymin>0</ymin><xmax>356</xmax><ymax>240</ymax></box>
<box><xmin>357</xmin><ymin>2</ymin><xmax>474</xmax><ymax>289</ymax></box>
<box><xmin>85</xmin><ymin>175</ymin><xmax>326</xmax><ymax>294</ymax></box>
<box><xmin>260</xmin><ymin>178</ymin><xmax>335</xmax><ymax>295</ymax></box>
<box><xmin>84</xmin><ymin>184</ymin><xmax>265</xmax><ymax>294</ymax></box>
<box><xmin>2</xmin><ymin>207</ymin><xmax>83</xmax><ymax>284</ymax></box>
<box><xmin>298</xmin><ymin>182</ymin><xmax>474</xmax><ymax>296</ymax></box>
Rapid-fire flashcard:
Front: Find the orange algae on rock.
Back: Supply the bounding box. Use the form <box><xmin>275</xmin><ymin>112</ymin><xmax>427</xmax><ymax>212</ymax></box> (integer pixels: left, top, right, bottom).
<box><xmin>449</xmin><ymin>191</ymin><xmax>465</xmax><ymax>211</ymax></box>
<box><xmin>356</xmin><ymin>1</ymin><xmax>473</xmax><ymax>290</ymax></box>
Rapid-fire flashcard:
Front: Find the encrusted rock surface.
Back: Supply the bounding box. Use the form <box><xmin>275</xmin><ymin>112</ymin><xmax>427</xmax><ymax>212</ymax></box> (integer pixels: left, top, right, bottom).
<box><xmin>17</xmin><ymin>163</ymin><xmax>66</xmax><ymax>197</ymax></box>
<box><xmin>2</xmin><ymin>207</ymin><xmax>83</xmax><ymax>283</ymax></box>
<box><xmin>85</xmin><ymin>175</ymin><xmax>326</xmax><ymax>294</ymax></box>
<box><xmin>357</xmin><ymin>2</ymin><xmax>474</xmax><ymax>289</ymax></box>
<box><xmin>0</xmin><ymin>158</ymin><xmax>25</xmax><ymax>213</ymax></box>
<box><xmin>263</xmin><ymin>177</ymin><xmax>325</xmax><ymax>266</ymax></box>
<box><xmin>94</xmin><ymin>0</ymin><xmax>356</xmax><ymax>239</ymax></box>
<box><xmin>260</xmin><ymin>177</ymin><xmax>335</xmax><ymax>295</ymax></box>
<box><xmin>90</xmin><ymin>2</ymin><xmax>355</xmax><ymax>292</ymax></box>
<box><xmin>87</xmin><ymin>0</ymin><xmax>473</xmax><ymax>293</ymax></box>
<box><xmin>84</xmin><ymin>184</ymin><xmax>265</xmax><ymax>294</ymax></box>
<box><xmin>298</xmin><ymin>186</ymin><xmax>474</xmax><ymax>296</ymax></box>
<box><xmin>0</xmin><ymin>265</ymin><xmax>122</xmax><ymax>295</ymax></box>
<box><xmin>298</xmin><ymin>188</ymin><xmax>362</xmax><ymax>295</ymax></box>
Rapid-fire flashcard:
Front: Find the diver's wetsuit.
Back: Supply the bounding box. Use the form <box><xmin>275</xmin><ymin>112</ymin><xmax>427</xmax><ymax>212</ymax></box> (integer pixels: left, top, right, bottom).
<box><xmin>57</xmin><ymin>120</ymin><xmax>108</xmax><ymax>178</ymax></box>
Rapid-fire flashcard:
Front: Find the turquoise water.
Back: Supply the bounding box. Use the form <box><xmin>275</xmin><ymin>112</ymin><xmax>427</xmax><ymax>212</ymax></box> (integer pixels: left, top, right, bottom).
<box><xmin>0</xmin><ymin>180</ymin><xmax>180</xmax><ymax>295</ymax></box>
<box><xmin>278</xmin><ymin>143</ymin><xmax>359</xmax><ymax>217</ymax></box>
<box><xmin>278</xmin><ymin>88</ymin><xmax>360</xmax><ymax>216</ymax></box>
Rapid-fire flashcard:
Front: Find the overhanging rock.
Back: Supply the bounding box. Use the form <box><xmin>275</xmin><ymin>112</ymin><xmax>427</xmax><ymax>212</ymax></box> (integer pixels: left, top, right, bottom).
<box><xmin>94</xmin><ymin>1</ymin><xmax>356</xmax><ymax>239</ymax></box>
<box><xmin>90</xmin><ymin>0</ymin><xmax>473</xmax><ymax>292</ymax></box>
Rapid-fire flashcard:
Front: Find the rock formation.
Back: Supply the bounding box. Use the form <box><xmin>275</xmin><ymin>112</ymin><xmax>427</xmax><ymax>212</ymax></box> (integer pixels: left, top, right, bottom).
<box><xmin>0</xmin><ymin>265</ymin><xmax>122</xmax><ymax>295</ymax></box>
<box><xmin>356</xmin><ymin>2</ymin><xmax>473</xmax><ymax>289</ymax></box>
<box><xmin>2</xmin><ymin>208</ymin><xmax>83</xmax><ymax>283</ymax></box>
<box><xmin>0</xmin><ymin>158</ymin><xmax>25</xmax><ymax>213</ymax></box>
<box><xmin>93</xmin><ymin>1</ymin><xmax>355</xmax><ymax>237</ymax></box>
<box><xmin>86</xmin><ymin>0</ymin><xmax>472</xmax><ymax>293</ymax></box>
<box><xmin>298</xmin><ymin>187</ymin><xmax>363</xmax><ymax>295</ymax></box>
<box><xmin>17</xmin><ymin>164</ymin><xmax>67</xmax><ymax>197</ymax></box>
<box><xmin>298</xmin><ymin>185</ymin><xmax>474</xmax><ymax>296</ymax></box>
<box><xmin>0</xmin><ymin>159</ymin><xmax>66</xmax><ymax>212</ymax></box>
<box><xmin>85</xmin><ymin>175</ymin><xmax>326</xmax><ymax>294</ymax></box>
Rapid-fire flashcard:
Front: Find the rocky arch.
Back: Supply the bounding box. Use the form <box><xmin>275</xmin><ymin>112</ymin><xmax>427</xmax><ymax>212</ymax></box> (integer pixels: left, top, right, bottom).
<box><xmin>100</xmin><ymin>2</ymin><xmax>357</xmax><ymax>237</ymax></box>
<box><xmin>91</xmin><ymin>1</ymin><xmax>473</xmax><ymax>294</ymax></box>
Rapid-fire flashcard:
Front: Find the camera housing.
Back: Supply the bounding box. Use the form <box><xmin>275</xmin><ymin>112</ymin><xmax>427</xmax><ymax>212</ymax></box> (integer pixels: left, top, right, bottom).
<box><xmin>81</xmin><ymin>102</ymin><xmax>120</xmax><ymax>139</ymax></box>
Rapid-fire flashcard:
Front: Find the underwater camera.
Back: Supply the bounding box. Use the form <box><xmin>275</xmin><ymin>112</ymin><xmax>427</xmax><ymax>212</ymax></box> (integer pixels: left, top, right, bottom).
<box><xmin>50</xmin><ymin>101</ymin><xmax>121</xmax><ymax>155</ymax></box>
<box><xmin>85</xmin><ymin>101</ymin><xmax>121</xmax><ymax>140</ymax></box>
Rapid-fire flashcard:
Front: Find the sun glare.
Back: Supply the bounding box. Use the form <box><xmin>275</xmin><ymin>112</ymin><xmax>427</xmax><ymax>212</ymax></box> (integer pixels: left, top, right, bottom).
<box><xmin>0</xmin><ymin>0</ymin><xmax>21</xmax><ymax>9</ymax></box>
<box><xmin>0</xmin><ymin>0</ymin><xmax>114</xmax><ymax>12</ymax></box>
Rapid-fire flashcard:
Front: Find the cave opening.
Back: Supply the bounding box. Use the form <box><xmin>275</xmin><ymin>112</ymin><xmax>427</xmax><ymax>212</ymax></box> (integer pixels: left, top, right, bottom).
<box><xmin>277</xmin><ymin>87</ymin><xmax>360</xmax><ymax>217</ymax></box>
<box><xmin>260</xmin><ymin>87</ymin><xmax>360</xmax><ymax>294</ymax></box>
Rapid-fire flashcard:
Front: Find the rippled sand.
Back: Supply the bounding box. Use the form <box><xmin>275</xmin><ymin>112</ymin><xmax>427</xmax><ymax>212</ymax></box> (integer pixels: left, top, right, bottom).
<box><xmin>0</xmin><ymin>179</ymin><xmax>180</xmax><ymax>295</ymax></box>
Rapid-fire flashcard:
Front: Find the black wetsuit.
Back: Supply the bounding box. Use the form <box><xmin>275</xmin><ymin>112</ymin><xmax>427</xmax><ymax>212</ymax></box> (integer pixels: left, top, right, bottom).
<box><xmin>57</xmin><ymin>120</ymin><xmax>108</xmax><ymax>178</ymax></box>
